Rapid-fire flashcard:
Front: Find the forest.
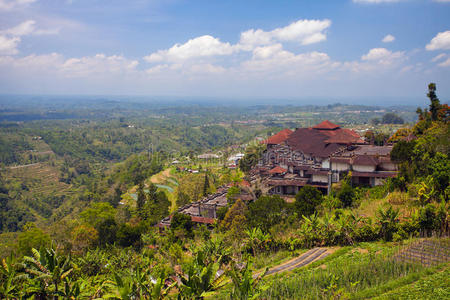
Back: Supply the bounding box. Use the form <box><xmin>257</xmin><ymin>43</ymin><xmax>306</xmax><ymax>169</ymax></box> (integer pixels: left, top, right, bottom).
<box><xmin>0</xmin><ymin>89</ymin><xmax>448</xmax><ymax>299</ymax></box>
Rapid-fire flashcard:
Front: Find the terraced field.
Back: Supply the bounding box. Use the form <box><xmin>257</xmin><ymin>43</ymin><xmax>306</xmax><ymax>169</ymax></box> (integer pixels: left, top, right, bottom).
<box><xmin>7</xmin><ymin>162</ymin><xmax>72</xmax><ymax>197</ymax></box>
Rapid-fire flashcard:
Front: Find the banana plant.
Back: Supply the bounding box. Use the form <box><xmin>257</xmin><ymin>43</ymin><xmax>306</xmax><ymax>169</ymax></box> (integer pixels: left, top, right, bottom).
<box><xmin>0</xmin><ymin>255</ymin><xmax>25</xmax><ymax>299</ymax></box>
<box><xmin>177</xmin><ymin>249</ymin><xmax>227</xmax><ymax>299</ymax></box>
<box><xmin>22</xmin><ymin>246</ymin><xmax>73</xmax><ymax>299</ymax></box>
<box><xmin>226</xmin><ymin>258</ymin><xmax>268</xmax><ymax>300</ymax></box>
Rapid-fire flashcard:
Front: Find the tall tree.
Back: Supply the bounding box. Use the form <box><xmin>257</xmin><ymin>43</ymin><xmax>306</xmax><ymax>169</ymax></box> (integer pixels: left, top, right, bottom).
<box><xmin>427</xmin><ymin>83</ymin><xmax>441</xmax><ymax>121</ymax></box>
<box><xmin>136</xmin><ymin>182</ymin><xmax>146</xmax><ymax>211</ymax></box>
<box><xmin>203</xmin><ymin>171</ymin><xmax>210</xmax><ymax>197</ymax></box>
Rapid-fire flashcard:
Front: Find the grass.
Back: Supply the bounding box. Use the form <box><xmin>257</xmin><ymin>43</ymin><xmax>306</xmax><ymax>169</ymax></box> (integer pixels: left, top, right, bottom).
<box><xmin>350</xmin><ymin>264</ymin><xmax>448</xmax><ymax>299</ymax></box>
<box><xmin>374</xmin><ymin>265</ymin><xmax>449</xmax><ymax>300</ymax></box>
<box><xmin>259</xmin><ymin>242</ymin><xmax>427</xmax><ymax>299</ymax></box>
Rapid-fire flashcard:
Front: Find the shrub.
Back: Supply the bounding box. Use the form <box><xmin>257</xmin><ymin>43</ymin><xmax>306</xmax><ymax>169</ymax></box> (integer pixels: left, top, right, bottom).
<box><xmin>294</xmin><ymin>186</ymin><xmax>323</xmax><ymax>217</ymax></box>
<box><xmin>336</xmin><ymin>183</ymin><xmax>355</xmax><ymax>208</ymax></box>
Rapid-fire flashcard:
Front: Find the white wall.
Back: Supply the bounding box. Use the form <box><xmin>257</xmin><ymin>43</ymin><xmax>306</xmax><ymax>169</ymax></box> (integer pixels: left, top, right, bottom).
<box><xmin>374</xmin><ymin>177</ymin><xmax>385</xmax><ymax>186</ymax></box>
<box><xmin>352</xmin><ymin>164</ymin><xmax>376</xmax><ymax>172</ymax></box>
<box><xmin>312</xmin><ymin>174</ymin><xmax>328</xmax><ymax>183</ymax></box>
<box><xmin>379</xmin><ymin>162</ymin><xmax>397</xmax><ymax>171</ymax></box>
<box><xmin>321</xmin><ymin>159</ymin><xmax>330</xmax><ymax>169</ymax></box>
<box><xmin>332</xmin><ymin>162</ymin><xmax>350</xmax><ymax>171</ymax></box>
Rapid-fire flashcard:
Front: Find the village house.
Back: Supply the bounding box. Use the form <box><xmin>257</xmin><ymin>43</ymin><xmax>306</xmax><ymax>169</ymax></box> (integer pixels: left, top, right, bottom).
<box><xmin>252</xmin><ymin>120</ymin><xmax>397</xmax><ymax>196</ymax></box>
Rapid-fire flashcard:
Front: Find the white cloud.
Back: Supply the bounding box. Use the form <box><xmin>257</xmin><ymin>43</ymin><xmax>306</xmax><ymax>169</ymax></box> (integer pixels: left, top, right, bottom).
<box><xmin>239</xmin><ymin>19</ymin><xmax>331</xmax><ymax>48</ymax></box>
<box><xmin>426</xmin><ymin>30</ymin><xmax>450</xmax><ymax>50</ymax></box>
<box><xmin>382</xmin><ymin>34</ymin><xmax>395</xmax><ymax>43</ymax></box>
<box><xmin>361</xmin><ymin>48</ymin><xmax>405</xmax><ymax>64</ymax></box>
<box><xmin>0</xmin><ymin>35</ymin><xmax>20</xmax><ymax>55</ymax></box>
<box><xmin>0</xmin><ymin>20</ymin><xmax>36</xmax><ymax>36</ymax></box>
<box><xmin>0</xmin><ymin>0</ymin><xmax>35</xmax><ymax>11</ymax></box>
<box><xmin>438</xmin><ymin>57</ymin><xmax>450</xmax><ymax>67</ymax></box>
<box><xmin>144</xmin><ymin>35</ymin><xmax>236</xmax><ymax>63</ymax></box>
<box><xmin>433</xmin><ymin>0</ymin><xmax>450</xmax><ymax>3</ymax></box>
<box><xmin>241</xmin><ymin>43</ymin><xmax>337</xmax><ymax>77</ymax></box>
<box><xmin>0</xmin><ymin>20</ymin><xmax>59</xmax><ymax>37</ymax></box>
<box><xmin>61</xmin><ymin>54</ymin><xmax>138</xmax><ymax>77</ymax></box>
<box><xmin>0</xmin><ymin>53</ymin><xmax>138</xmax><ymax>77</ymax></box>
<box><xmin>431</xmin><ymin>53</ymin><xmax>447</xmax><ymax>62</ymax></box>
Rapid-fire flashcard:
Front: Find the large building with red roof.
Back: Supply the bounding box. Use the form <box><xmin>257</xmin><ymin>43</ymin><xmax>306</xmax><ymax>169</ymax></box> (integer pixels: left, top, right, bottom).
<box><xmin>252</xmin><ymin>120</ymin><xmax>397</xmax><ymax>195</ymax></box>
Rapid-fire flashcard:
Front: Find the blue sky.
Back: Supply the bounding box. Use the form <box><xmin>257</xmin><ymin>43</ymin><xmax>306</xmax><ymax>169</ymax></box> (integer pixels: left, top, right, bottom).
<box><xmin>0</xmin><ymin>0</ymin><xmax>449</xmax><ymax>103</ymax></box>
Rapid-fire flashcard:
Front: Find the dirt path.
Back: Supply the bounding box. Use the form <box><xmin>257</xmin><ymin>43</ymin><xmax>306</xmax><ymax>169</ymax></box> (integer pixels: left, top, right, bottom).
<box><xmin>7</xmin><ymin>163</ymin><xmax>40</xmax><ymax>169</ymax></box>
<box><xmin>254</xmin><ymin>247</ymin><xmax>332</xmax><ymax>278</ymax></box>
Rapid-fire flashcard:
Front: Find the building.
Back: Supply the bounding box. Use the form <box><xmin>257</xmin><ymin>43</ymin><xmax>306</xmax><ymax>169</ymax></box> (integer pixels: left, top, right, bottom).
<box><xmin>252</xmin><ymin>120</ymin><xmax>397</xmax><ymax>196</ymax></box>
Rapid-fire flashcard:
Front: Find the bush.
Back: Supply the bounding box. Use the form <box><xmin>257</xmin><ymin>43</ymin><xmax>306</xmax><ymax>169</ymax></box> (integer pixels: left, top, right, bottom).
<box><xmin>116</xmin><ymin>223</ymin><xmax>141</xmax><ymax>248</ymax></box>
<box><xmin>294</xmin><ymin>186</ymin><xmax>323</xmax><ymax>217</ymax></box>
<box><xmin>247</xmin><ymin>195</ymin><xmax>289</xmax><ymax>232</ymax></box>
<box><xmin>336</xmin><ymin>183</ymin><xmax>355</xmax><ymax>208</ymax></box>
<box><xmin>171</xmin><ymin>212</ymin><xmax>194</xmax><ymax>234</ymax></box>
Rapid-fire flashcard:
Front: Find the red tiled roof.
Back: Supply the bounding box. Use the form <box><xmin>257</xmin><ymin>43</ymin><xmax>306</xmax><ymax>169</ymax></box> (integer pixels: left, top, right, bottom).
<box><xmin>312</xmin><ymin>120</ymin><xmax>340</xmax><ymax>130</ymax></box>
<box><xmin>352</xmin><ymin>155</ymin><xmax>379</xmax><ymax>166</ymax></box>
<box><xmin>263</xmin><ymin>129</ymin><xmax>293</xmax><ymax>145</ymax></box>
<box><xmin>330</xmin><ymin>157</ymin><xmax>351</xmax><ymax>164</ymax></box>
<box><xmin>240</xmin><ymin>180</ymin><xmax>251</xmax><ymax>187</ymax></box>
<box><xmin>287</xmin><ymin>122</ymin><xmax>363</xmax><ymax>158</ymax></box>
<box><xmin>269</xmin><ymin>166</ymin><xmax>288</xmax><ymax>174</ymax></box>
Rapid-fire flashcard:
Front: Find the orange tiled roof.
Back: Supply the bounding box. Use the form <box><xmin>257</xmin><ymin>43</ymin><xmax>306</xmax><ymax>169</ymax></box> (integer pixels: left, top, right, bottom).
<box><xmin>263</xmin><ymin>128</ymin><xmax>293</xmax><ymax>145</ymax></box>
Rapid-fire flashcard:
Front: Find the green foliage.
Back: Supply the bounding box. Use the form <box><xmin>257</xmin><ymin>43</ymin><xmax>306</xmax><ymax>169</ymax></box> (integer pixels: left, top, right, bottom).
<box><xmin>80</xmin><ymin>202</ymin><xmax>116</xmax><ymax>229</ymax></box>
<box><xmin>239</xmin><ymin>144</ymin><xmax>266</xmax><ymax>173</ymax></box>
<box><xmin>171</xmin><ymin>213</ymin><xmax>194</xmax><ymax>235</ymax></box>
<box><xmin>294</xmin><ymin>186</ymin><xmax>323</xmax><ymax>217</ymax></box>
<box><xmin>377</xmin><ymin>206</ymin><xmax>399</xmax><ymax>242</ymax></box>
<box><xmin>247</xmin><ymin>195</ymin><xmax>289</xmax><ymax>232</ymax></box>
<box><xmin>16</xmin><ymin>223</ymin><xmax>51</xmax><ymax>256</ymax></box>
<box><xmin>177</xmin><ymin>249</ymin><xmax>227</xmax><ymax>299</ymax></box>
<box><xmin>390</xmin><ymin>140</ymin><xmax>416</xmax><ymax>163</ymax></box>
<box><xmin>337</xmin><ymin>182</ymin><xmax>356</xmax><ymax>208</ymax></box>
<box><xmin>116</xmin><ymin>223</ymin><xmax>141</xmax><ymax>248</ymax></box>
<box><xmin>227</xmin><ymin>258</ymin><xmax>268</xmax><ymax>300</ymax></box>
<box><xmin>382</xmin><ymin>113</ymin><xmax>404</xmax><ymax>124</ymax></box>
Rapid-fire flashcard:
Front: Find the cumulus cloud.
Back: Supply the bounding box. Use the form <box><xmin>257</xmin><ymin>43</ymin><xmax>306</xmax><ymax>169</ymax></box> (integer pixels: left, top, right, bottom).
<box><xmin>239</xmin><ymin>19</ymin><xmax>331</xmax><ymax>48</ymax></box>
<box><xmin>382</xmin><ymin>34</ymin><xmax>395</xmax><ymax>43</ymax></box>
<box><xmin>361</xmin><ymin>48</ymin><xmax>405</xmax><ymax>64</ymax></box>
<box><xmin>241</xmin><ymin>43</ymin><xmax>337</xmax><ymax>77</ymax></box>
<box><xmin>426</xmin><ymin>30</ymin><xmax>450</xmax><ymax>50</ymax></box>
<box><xmin>144</xmin><ymin>35</ymin><xmax>236</xmax><ymax>63</ymax></box>
<box><xmin>0</xmin><ymin>0</ymin><xmax>35</xmax><ymax>11</ymax></box>
<box><xmin>0</xmin><ymin>35</ymin><xmax>20</xmax><ymax>55</ymax></box>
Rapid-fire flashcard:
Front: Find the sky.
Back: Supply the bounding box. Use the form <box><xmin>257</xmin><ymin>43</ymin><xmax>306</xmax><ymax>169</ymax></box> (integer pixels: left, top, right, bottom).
<box><xmin>0</xmin><ymin>0</ymin><xmax>449</xmax><ymax>103</ymax></box>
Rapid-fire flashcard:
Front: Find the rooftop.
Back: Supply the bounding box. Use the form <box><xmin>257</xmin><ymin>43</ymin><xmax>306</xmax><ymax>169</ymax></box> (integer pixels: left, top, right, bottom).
<box><xmin>263</xmin><ymin>128</ymin><xmax>293</xmax><ymax>145</ymax></box>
